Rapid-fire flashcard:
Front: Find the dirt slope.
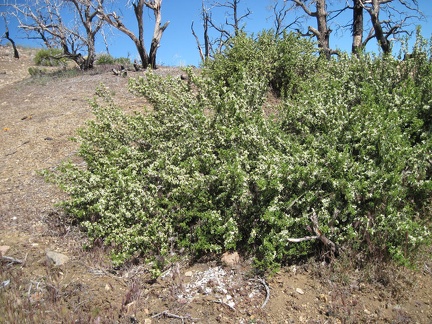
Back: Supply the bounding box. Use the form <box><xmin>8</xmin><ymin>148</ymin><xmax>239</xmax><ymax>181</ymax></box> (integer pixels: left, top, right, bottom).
<box><xmin>1</xmin><ymin>45</ymin><xmax>431</xmax><ymax>323</ymax></box>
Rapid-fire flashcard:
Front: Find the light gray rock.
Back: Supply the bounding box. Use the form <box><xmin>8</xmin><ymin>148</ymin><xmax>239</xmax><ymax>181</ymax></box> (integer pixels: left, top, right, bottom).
<box><xmin>46</xmin><ymin>250</ymin><xmax>69</xmax><ymax>266</ymax></box>
<box><xmin>296</xmin><ymin>288</ymin><xmax>305</xmax><ymax>295</ymax></box>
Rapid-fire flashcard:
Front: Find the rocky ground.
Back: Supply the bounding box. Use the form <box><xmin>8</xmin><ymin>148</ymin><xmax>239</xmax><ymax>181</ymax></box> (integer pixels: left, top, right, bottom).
<box><xmin>0</xmin><ymin>44</ymin><xmax>431</xmax><ymax>323</ymax></box>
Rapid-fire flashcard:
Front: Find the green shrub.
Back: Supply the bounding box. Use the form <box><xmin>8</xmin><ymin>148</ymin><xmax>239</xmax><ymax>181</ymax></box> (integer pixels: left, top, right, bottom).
<box><xmin>96</xmin><ymin>54</ymin><xmax>131</xmax><ymax>66</ymax></box>
<box><xmin>34</xmin><ymin>48</ymin><xmax>67</xmax><ymax>66</ymax></box>
<box><xmin>203</xmin><ymin>31</ymin><xmax>318</xmax><ymax>98</ymax></box>
<box><xmin>28</xmin><ymin>66</ymin><xmax>47</xmax><ymax>76</ymax></box>
<box><xmin>280</xmin><ymin>52</ymin><xmax>432</xmax><ymax>265</ymax></box>
<box><xmin>95</xmin><ymin>54</ymin><xmax>115</xmax><ymax>65</ymax></box>
<box><xmin>45</xmin><ymin>32</ymin><xmax>432</xmax><ymax>273</ymax></box>
<box><xmin>114</xmin><ymin>57</ymin><xmax>131</xmax><ymax>65</ymax></box>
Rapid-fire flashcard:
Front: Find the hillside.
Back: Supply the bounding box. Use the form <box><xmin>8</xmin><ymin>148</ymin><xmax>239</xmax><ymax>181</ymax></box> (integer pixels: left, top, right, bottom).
<box><xmin>1</xmin><ymin>44</ymin><xmax>431</xmax><ymax>323</ymax></box>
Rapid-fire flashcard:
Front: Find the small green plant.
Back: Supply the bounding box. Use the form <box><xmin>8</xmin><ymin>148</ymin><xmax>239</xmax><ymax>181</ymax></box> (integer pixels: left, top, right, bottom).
<box><xmin>96</xmin><ymin>54</ymin><xmax>131</xmax><ymax>65</ymax></box>
<box><xmin>28</xmin><ymin>66</ymin><xmax>47</xmax><ymax>76</ymax></box>
<box><xmin>95</xmin><ymin>53</ymin><xmax>115</xmax><ymax>65</ymax></box>
<box><xmin>34</xmin><ymin>48</ymin><xmax>67</xmax><ymax>66</ymax></box>
<box><xmin>114</xmin><ymin>57</ymin><xmax>131</xmax><ymax>65</ymax></box>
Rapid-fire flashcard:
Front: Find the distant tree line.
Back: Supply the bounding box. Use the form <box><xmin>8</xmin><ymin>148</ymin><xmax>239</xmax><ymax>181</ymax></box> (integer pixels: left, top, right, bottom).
<box><xmin>1</xmin><ymin>0</ymin><xmax>426</xmax><ymax>68</ymax></box>
<box><xmin>2</xmin><ymin>0</ymin><xmax>168</xmax><ymax>70</ymax></box>
<box><xmin>194</xmin><ymin>0</ymin><xmax>425</xmax><ymax>60</ymax></box>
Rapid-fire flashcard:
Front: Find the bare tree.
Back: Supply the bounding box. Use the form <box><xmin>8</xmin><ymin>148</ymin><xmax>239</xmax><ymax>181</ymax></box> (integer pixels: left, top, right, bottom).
<box><xmin>358</xmin><ymin>0</ymin><xmax>424</xmax><ymax>54</ymax></box>
<box><xmin>65</xmin><ymin>0</ymin><xmax>105</xmax><ymax>69</ymax></box>
<box><xmin>341</xmin><ymin>0</ymin><xmax>426</xmax><ymax>55</ymax></box>
<box><xmin>1</xmin><ymin>14</ymin><xmax>20</xmax><ymax>59</ymax></box>
<box><xmin>191</xmin><ymin>1</ymin><xmax>211</xmax><ymax>62</ymax></box>
<box><xmin>8</xmin><ymin>0</ymin><xmax>104</xmax><ymax>69</ymax></box>
<box><xmin>96</xmin><ymin>0</ymin><xmax>169</xmax><ymax>69</ymax></box>
<box><xmin>290</xmin><ymin>0</ymin><xmax>338</xmax><ymax>59</ymax></box>
<box><xmin>212</xmin><ymin>0</ymin><xmax>251</xmax><ymax>37</ymax></box>
<box><xmin>191</xmin><ymin>0</ymin><xmax>251</xmax><ymax>61</ymax></box>
<box><xmin>207</xmin><ymin>0</ymin><xmax>251</xmax><ymax>42</ymax></box>
<box><xmin>268</xmin><ymin>0</ymin><xmax>302</xmax><ymax>38</ymax></box>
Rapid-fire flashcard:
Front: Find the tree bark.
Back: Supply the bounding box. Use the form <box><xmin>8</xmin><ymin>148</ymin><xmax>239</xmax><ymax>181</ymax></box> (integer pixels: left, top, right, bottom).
<box><xmin>97</xmin><ymin>0</ymin><xmax>168</xmax><ymax>69</ymax></box>
<box><xmin>293</xmin><ymin>0</ymin><xmax>335</xmax><ymax>59</ymax></box>
<box><xmin>363</xmin><ymin>0</ymin><xmax>391</xmax><ymax>54</ymax></box>
<box><xmin>315</xmin><ymin>0</ymin><xmax>331</xmax><ymax>59</ymax></box>
<box><xmin>352</xmin><ymin>0</ymin><xmax>363</xmax><ymax>54</ymax></box>
<box><xmin>148</xmin><ymin>0</ymin><xmax>170</xmax><ymax>68</ymax></box>
<box><xmin>2</xmin><ymin>16</ymin><xmax>19</xmax><ymax>58</ymax></box>
<box><xmin>4</xmin><ymin>31</ymin><xmax>19</xmax><ymax>59</ymax></box>
<box><xmin>191</xmin><ymin>1</ymin><xmax>211</xmax><ymax>63</ymax></box>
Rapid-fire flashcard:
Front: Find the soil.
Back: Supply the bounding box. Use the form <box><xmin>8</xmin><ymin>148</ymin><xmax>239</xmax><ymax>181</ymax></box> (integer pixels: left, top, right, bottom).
<box><xmin>0</xmin><ymin>45</ymin><xmax>431</xmax><ymax>323</ymax></box>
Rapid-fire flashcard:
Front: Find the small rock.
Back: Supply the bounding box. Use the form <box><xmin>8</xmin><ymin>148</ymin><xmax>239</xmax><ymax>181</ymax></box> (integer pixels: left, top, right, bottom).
<box><xmin>184</xmin><ymin>271</ymin><xmax>193</xmax><ymax>277</ymax></box>
<box><xmin>318</xmin><ymin>293</ymin><xmax>328</xmax><ymax>302</ymax></box>
<box><xmin>0</xmin><ymin>245</ymin><xmax>10</xmax><ymax>257</ymax></box>
<box><xmin>1</xmin><ymin>279</ymin><xmax>10</xmax><ymax>289</ymax></box>
<box><xmin>144</xmin><ymin>319</ymin><xmax>152</xmax><ymax>324</ymax></box>
<box><xmin>46</xmin><ymin>250</ymin><xmax>69</xmax><ymax>266</ymax></box>
<box><xmin>296</xmin><ymin>288</ymin><xmax>305</xmax><ymax>295</ymax></box>
<box><xmin>105</xmin><ymin>283</ymin><xmax>111</xmax><ymax>291</ymax></box>
<box><xmin>44</xmin><ymin>137</ymin><xmax>54</xmax><ymax>141</ymax></box>
<box><xmin>223</xmin><ymin>295</ymin><xmax>233</xmax><ymax>303</ymax></box>
<box><xmin>364</xmin><ymin>309</ymin><xmax>371</xmax><ymax>315</ymax></box>
<box><xmin>221</xmin><ymin>251</ymin><xmax>240</xmax><ymax>267</ymax></box>
<box><xmin>227</xmin><ymin>300</ymin><xmax>236</xmax><ymax>308</ymax></box>
<box><xmin>393</xmin><ymin>304</ymin><xmax>402</xmax><ymax>311</ymax></box>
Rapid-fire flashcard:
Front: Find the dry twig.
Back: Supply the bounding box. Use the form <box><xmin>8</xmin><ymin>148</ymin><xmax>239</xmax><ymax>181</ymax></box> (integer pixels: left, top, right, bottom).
<box><xmin>152</xmin><ymin>310</ymin><xmax>199</xmax><ymax>322</ymax></box>
<box><xmin>250</xmin><ymin>278</ymin><xmax>270</xmax><ymax>308</ymax></box>
<box><xmin>212</xmin><ymin>299</ymin><xmax>236</xmax><ymax>311</ymax></box>
<box><xmin>1</xmin><ymin>255</ymin><xmax>24</xmax><ymax>265</ymax></box>
<box><xmin>286</xmin><ymin>208</ymin><xmax>337</xmax><ymax>254</ymax></box>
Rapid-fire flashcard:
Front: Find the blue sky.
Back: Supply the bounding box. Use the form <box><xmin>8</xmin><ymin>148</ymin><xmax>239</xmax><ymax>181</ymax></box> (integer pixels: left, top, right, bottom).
<box><xmin>1</xmin><ymin>1</ymin><xmax>431</xmax><ymax>66</ymax></box>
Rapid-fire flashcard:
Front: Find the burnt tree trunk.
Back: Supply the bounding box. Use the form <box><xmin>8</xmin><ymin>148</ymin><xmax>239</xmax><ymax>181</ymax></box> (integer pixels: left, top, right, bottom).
<box><xmin>133</xmin><ymin>0</ymin><xmax>150</xmax><ymax>69</ymax></box>
<box><xmin>98</xmin><ymin>0</ymin><xmax>168</xmax><ymax>69</ymax></box>
<box><xmin>314</xmin><ymin>0</ymin><xmax>331</xmax><ymax>59</ymax></box>
<box><xmin>148</xmin><ymin>0</ymin><xmax>169</xmax><ymax>68</ymax></box>
<box><xmin>352</xmin><ymin>0</ymin><xmax>363</xmax><ymax>55</ymax></box>
<box><xmin>365</xmin><ymin>0</ymin><xmax>391</xmax><ymax>54</ymax></box>
<box><xmin>5</xmin><ymin>31</ymin><xmax>19</xmax><ymax>59</ymax></box>
<box><xmin>293</xmin><ymin>0</ymin><xmax>336</xmax><ymax>59</ymax></box>
<box><xmin>3</xmin><ymin>17</ymin><xmax>19</xmax><ymax>59</ymax></box>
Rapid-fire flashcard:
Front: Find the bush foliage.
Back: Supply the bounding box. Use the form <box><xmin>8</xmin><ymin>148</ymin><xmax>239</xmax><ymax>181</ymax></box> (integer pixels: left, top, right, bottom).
<box><xmin>34</xmin><ymin>48</ymin><xmax>68</xmax><ymax>66</ymax></box>
<box><xmin>45</xmin><ymin>31</ymin><xmax>432</xmax><ymax>272</ymax></box>
<box><xmin>95</xmin><ymin>53</ymin><xmax>131</xmax><ymax>65</ymax></box>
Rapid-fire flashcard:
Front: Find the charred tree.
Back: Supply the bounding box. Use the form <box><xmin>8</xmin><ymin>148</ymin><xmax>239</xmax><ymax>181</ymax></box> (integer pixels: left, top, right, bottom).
<box><xmin>97</xmin><ymin>0</ymin><xmax>169</xmax><ymax>69</ymax></box>
<box><xmin>2</xmin><ymin>16</ymin><xmax>19</xmax><ymax>59</ymax></box>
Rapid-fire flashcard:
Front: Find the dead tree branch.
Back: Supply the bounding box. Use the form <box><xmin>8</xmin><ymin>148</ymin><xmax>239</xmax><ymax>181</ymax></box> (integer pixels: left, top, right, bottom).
<box><xmin>250</xmin><ymin>278</ymin><xmax>270</xmax><ymax>308</ymax></box>
<box><xmin>152</xmin><ymin>310</ymin><xmax>199</xmax><ymax>321</ymax></box>
<box><xmin>286</xmin><ymin>209</ymin><xmax>337</xmax><ymax>255</ymax></box>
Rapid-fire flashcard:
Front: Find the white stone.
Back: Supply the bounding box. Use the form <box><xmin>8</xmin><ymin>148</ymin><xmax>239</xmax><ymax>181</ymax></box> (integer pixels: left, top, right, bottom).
<box><xmin>46</xmin><ymin>250</ymin><xmax>69</xmax><ymax>266</ymax></box>
<box><xmin>296</xmin><ymin>288</ymin><xmax>305</xmax><ymax>295</ymax></box>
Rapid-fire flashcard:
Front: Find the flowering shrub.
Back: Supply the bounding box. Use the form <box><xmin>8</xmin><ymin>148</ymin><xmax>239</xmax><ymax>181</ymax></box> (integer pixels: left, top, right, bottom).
<box><xmin>45</xmin><ymin>32</ymin><xmax>432</xmax><ymax>272</ymax></box>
